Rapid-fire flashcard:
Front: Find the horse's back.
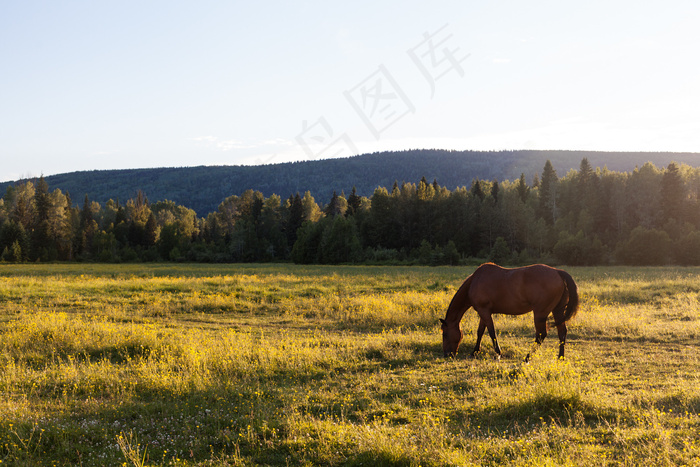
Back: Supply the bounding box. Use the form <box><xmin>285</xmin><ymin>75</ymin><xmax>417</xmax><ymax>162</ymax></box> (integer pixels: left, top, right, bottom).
<box><xmin>469</xmin><ymin>263</ymin><xmax>565</xmax><ymax>314</ymax></box>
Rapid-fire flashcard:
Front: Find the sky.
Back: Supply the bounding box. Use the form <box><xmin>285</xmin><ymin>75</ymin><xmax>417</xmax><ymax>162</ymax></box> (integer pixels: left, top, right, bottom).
<box><xmin>2</xmin><ymin>1</ymin><xmax>700</xmax><ymax>182</ymax></box>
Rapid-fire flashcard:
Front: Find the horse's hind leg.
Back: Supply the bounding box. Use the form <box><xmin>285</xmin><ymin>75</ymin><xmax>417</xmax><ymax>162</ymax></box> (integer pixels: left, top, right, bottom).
<box><xmin>525</xmin><ymin>316</ymin><xmax>547</xmax><ymax>363</ymax></box>
<box><xmin>551</xmin><ymin>291</ymin><xmax>569</xmax><ymax>359</ymax></box>
<box><xmin>556</xmin><ymin>322</ymin><xmax>567</xmax><ymax>359</ymax></box>
<box><xmin>483</xmin><ymin>314</ymin><xmax>502</xmax><ymax>360</ymax></box>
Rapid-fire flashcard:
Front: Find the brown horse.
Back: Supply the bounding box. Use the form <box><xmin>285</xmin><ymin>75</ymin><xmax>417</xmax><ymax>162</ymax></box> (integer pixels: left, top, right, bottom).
<box><xmin>440</xmin><ymin>263</ymin><xmax>579</xmax><ymax>361</ymax></box>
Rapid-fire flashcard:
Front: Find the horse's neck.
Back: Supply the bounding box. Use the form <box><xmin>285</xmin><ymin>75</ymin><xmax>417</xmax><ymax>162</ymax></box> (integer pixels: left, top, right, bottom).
<box><xmin>444</xmin><ymin>276</ymin><xmax>472</xmax><ymax>325</ymax></box>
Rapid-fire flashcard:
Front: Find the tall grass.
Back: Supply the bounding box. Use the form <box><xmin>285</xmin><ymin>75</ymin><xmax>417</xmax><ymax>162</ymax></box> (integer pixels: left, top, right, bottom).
<box><xmin>1</xmin><ymin>264</ymin><xmax>700</xmax><ymax>465</ymax></box>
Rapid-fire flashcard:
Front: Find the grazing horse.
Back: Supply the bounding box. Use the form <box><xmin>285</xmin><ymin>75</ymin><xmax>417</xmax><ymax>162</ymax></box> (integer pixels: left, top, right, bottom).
<box><xmin>440</xmin><ymin>263</ymin><xmax>579</xmax><ymax>361</ymax></box>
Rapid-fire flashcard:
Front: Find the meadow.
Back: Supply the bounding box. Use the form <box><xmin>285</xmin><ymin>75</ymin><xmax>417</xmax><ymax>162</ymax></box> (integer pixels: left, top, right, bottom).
<box><xmin>1</xmin><ymin>263</ymin><xmax>700</xmax><ymax>466</ymax></box>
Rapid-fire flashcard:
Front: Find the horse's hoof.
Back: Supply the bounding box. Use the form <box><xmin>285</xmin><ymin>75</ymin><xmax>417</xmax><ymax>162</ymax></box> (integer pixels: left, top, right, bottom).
<box><xmin>494</xmin><ymin>354</ymin><xmax>501</xmax><ymax>361</ymax></box>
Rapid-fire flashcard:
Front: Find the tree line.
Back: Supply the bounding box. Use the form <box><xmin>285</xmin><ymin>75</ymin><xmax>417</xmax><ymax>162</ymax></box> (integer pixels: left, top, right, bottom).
<box><xmin>2</xmin><ymin>158</ymin><xmax>700</xmax><ymax>266</ymax></box>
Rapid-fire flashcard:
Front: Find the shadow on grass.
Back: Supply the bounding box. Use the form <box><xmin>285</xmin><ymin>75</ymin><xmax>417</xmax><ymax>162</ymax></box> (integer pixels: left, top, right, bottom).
<box><xmin>364</xmin><ymin>340</ymin><xmax>443</xmax><ymax>363</ymax></box>
<box><xmin>655</xmin><ymin>393</ymin><xmax>700</xmax><ymax>413</ymax></box>
<box><xmin>454</xmin><ymin>391</ymin><xmax>618</xmax><ymax>431</ymax></box>
<box><xmin>3</xmin><ymin>384</ymin><xmax>299</xmax><ymax>466</ymax></box>
<box><xmin>345</xmin><ymin>451</ymin><xmax>417</xmax><ymax>466</ymax></box>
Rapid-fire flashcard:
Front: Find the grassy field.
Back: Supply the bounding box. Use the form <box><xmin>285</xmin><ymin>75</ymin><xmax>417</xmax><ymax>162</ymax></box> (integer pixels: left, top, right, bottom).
<box><xmin>1</xmin><ymin>263</ymin><xmax>700</xmax><ymax>466</ymax></box>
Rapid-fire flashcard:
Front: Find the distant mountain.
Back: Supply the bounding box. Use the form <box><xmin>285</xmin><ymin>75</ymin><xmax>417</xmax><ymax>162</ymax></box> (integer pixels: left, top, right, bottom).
<box><xmin>4</xmin><ymin>149</ymin><xmax>700</xmax><ymax>216</ymax></box>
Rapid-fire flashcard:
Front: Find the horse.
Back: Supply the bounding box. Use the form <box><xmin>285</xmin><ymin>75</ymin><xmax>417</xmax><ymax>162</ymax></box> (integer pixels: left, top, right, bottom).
<box><xmin>440</xmin><ymin>263</ymin><xmax>579</xmax><ymax>361</ymax></box>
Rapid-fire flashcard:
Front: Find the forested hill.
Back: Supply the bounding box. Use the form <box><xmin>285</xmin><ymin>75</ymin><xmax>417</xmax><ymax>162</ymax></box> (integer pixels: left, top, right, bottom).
<box><xmin>6</xmin><ymin>149</ymin><xmax>700</xmax><ymax>216</ymax></box>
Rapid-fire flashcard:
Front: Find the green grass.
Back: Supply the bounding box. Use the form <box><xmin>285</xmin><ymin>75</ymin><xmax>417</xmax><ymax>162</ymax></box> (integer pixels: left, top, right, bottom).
<box><xmin>1</xmin><ymin>264</ymin><xmax>700</xmax><ymax>465</ymax></box>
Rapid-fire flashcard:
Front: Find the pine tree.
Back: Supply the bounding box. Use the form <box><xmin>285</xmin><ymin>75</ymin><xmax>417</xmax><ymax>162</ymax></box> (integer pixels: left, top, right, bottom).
<box><xmin>516</xmin><ymin>173</ymin><xmax>529</xmax><ymax>202</ymax></box>
<box><xmin>32</xmin><ymin>176</ymin><xmax>52</xmax><ymax>260</ymax></box>
<box><xmin>287</xmin><ymin>193</ymin><xmax>304</xmax><ymax>247</ymax></box>
<box><xmin>145</xmin><ymin>212</ymin><xmax>158</xmax><ymax>246</ymax></box>
<box><xmin>579</xmin><ymin>158</ymin><xmax>594</xmax><ymax>187</ymax></box>
<box><xmin>491</xmin><ymin>179</ymin><xmax>499</xmax><ymax>204</ymax></box>
<box><xmin>80</xmin><ymin>195</ymin><xmax>93</xmax><ymax>230</ymax></box>
<box><xmin>538</xmin><ymin>160</ymin><xmax>558</xmax><ymax>224</ymax></box>
<box><xmin>470</xmin><ymin>179</ymin><xmax>485</xmax><ymax>201</ymax></box>
<box><xmin>576</xmin><ymin>157</ymin><xmax>596</xmax><ymax>211</ymax></box>
<box><xmin>660</xmin><ymin>162</ymin><xmax>686</xmax><ymax>222</ymax></box>
<box><xmin>347</xmin><ymin>186</ymin><xmax>362</xmax><ymax>216</ymax></box>
<box><xmin>79</xmin><ymin>195</ymin><xmax>95</xmax><ymax>257</ymax></box>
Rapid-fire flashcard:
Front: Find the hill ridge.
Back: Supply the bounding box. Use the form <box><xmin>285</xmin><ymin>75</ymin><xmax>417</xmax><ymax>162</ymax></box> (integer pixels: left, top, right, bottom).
<box><xmin>4</xmin><ymin>149</ymin><xmax>700</xmax><ymax>216</ymax></box>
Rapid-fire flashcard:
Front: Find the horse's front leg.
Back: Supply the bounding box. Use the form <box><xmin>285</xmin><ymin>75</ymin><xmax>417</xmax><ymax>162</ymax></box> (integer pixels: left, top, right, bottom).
<box><xmin>471</xmin><ymin>319</ymin><xmax>486</xmax><ymax>357</ymax></box>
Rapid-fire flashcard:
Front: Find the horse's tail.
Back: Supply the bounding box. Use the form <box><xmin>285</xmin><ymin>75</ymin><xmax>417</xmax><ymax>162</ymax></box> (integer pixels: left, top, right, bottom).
<box><xmin>557</xmin><ymin>270</ymin><xmax>579</xmax><ymax>322</ymax></box>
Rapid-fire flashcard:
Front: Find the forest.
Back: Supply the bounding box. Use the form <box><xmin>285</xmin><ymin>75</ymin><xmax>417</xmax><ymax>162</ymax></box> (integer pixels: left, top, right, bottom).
<box><xmin>1</xmin><ymin>157</ymin><xmax>699</xmax><ymax>266</ymax></box>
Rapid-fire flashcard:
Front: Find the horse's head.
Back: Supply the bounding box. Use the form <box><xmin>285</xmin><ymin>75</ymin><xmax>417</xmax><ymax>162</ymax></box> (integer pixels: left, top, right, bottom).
<box><xmin>440</xmin><ymin>318</ymin><xmax>463</xmax><ymax>358</ymax></box>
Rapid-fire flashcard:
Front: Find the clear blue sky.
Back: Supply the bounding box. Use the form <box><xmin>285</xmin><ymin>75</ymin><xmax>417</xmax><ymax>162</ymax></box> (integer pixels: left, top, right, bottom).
<box><xmin>2</xmin><ymin>1</ymin><xmax>699</xmax><ymax>182</ymax></box>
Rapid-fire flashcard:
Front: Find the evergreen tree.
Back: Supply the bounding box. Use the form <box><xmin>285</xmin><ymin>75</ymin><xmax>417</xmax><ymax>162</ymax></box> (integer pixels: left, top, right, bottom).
<box><xmin>491</xmin><ymin>179</ymin><xmax>500</xmax><ymax>204</ymax></box>
<box><xmin>516</xmin><ymin>173</ymin><xmax>529</xmax><ymax>203</ymax></box>
<box><xmin>347</xmin><ymin>186</ymin><xmax>362</xmax><ymax>216</ymax></box>
<box><xmin>660</xmin><ymin>162</ymin><xmax>686</xmax><ymax>222</ymax></box>
<box><xmin>32</xmin><ymin>176</ymin><xmax>52</xmax><ymax>260</ymax></box>
<box><xmin>78</xmin><ymin>194</ymin><xmax>97</xmax><ymax>257</ymax></box>
<box><xmin>575</xmin><ymin>157</ymin><xmax>598</xmax><ymax>215</ymax></box>
<box><xmin>470</xmin><ymin>179</ymin><xmax>485</xmax><ymax>201</ymax></box>
<box><xmin>538</xmin><ymin>160</ymin><xmax>558</xmax><ymax>224</ymax></box>
<box><xmin>578</xmin><ymin>158</ymin><xmax>594</xmax><ymax>186</ymax></box>
<box><xmin>286</xmin><ymin>193</ymin><xmax>304</xmax><ymax>247</ymax></box>
<box><xmin>80</xmin><ymin>194</ymin><xmax>93</xmax><ymax>227</ymax></box>
<box><xmin>145</xmin><ymin>212</ymin><xmax>158</xmax><ymax>247</ymax></box>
